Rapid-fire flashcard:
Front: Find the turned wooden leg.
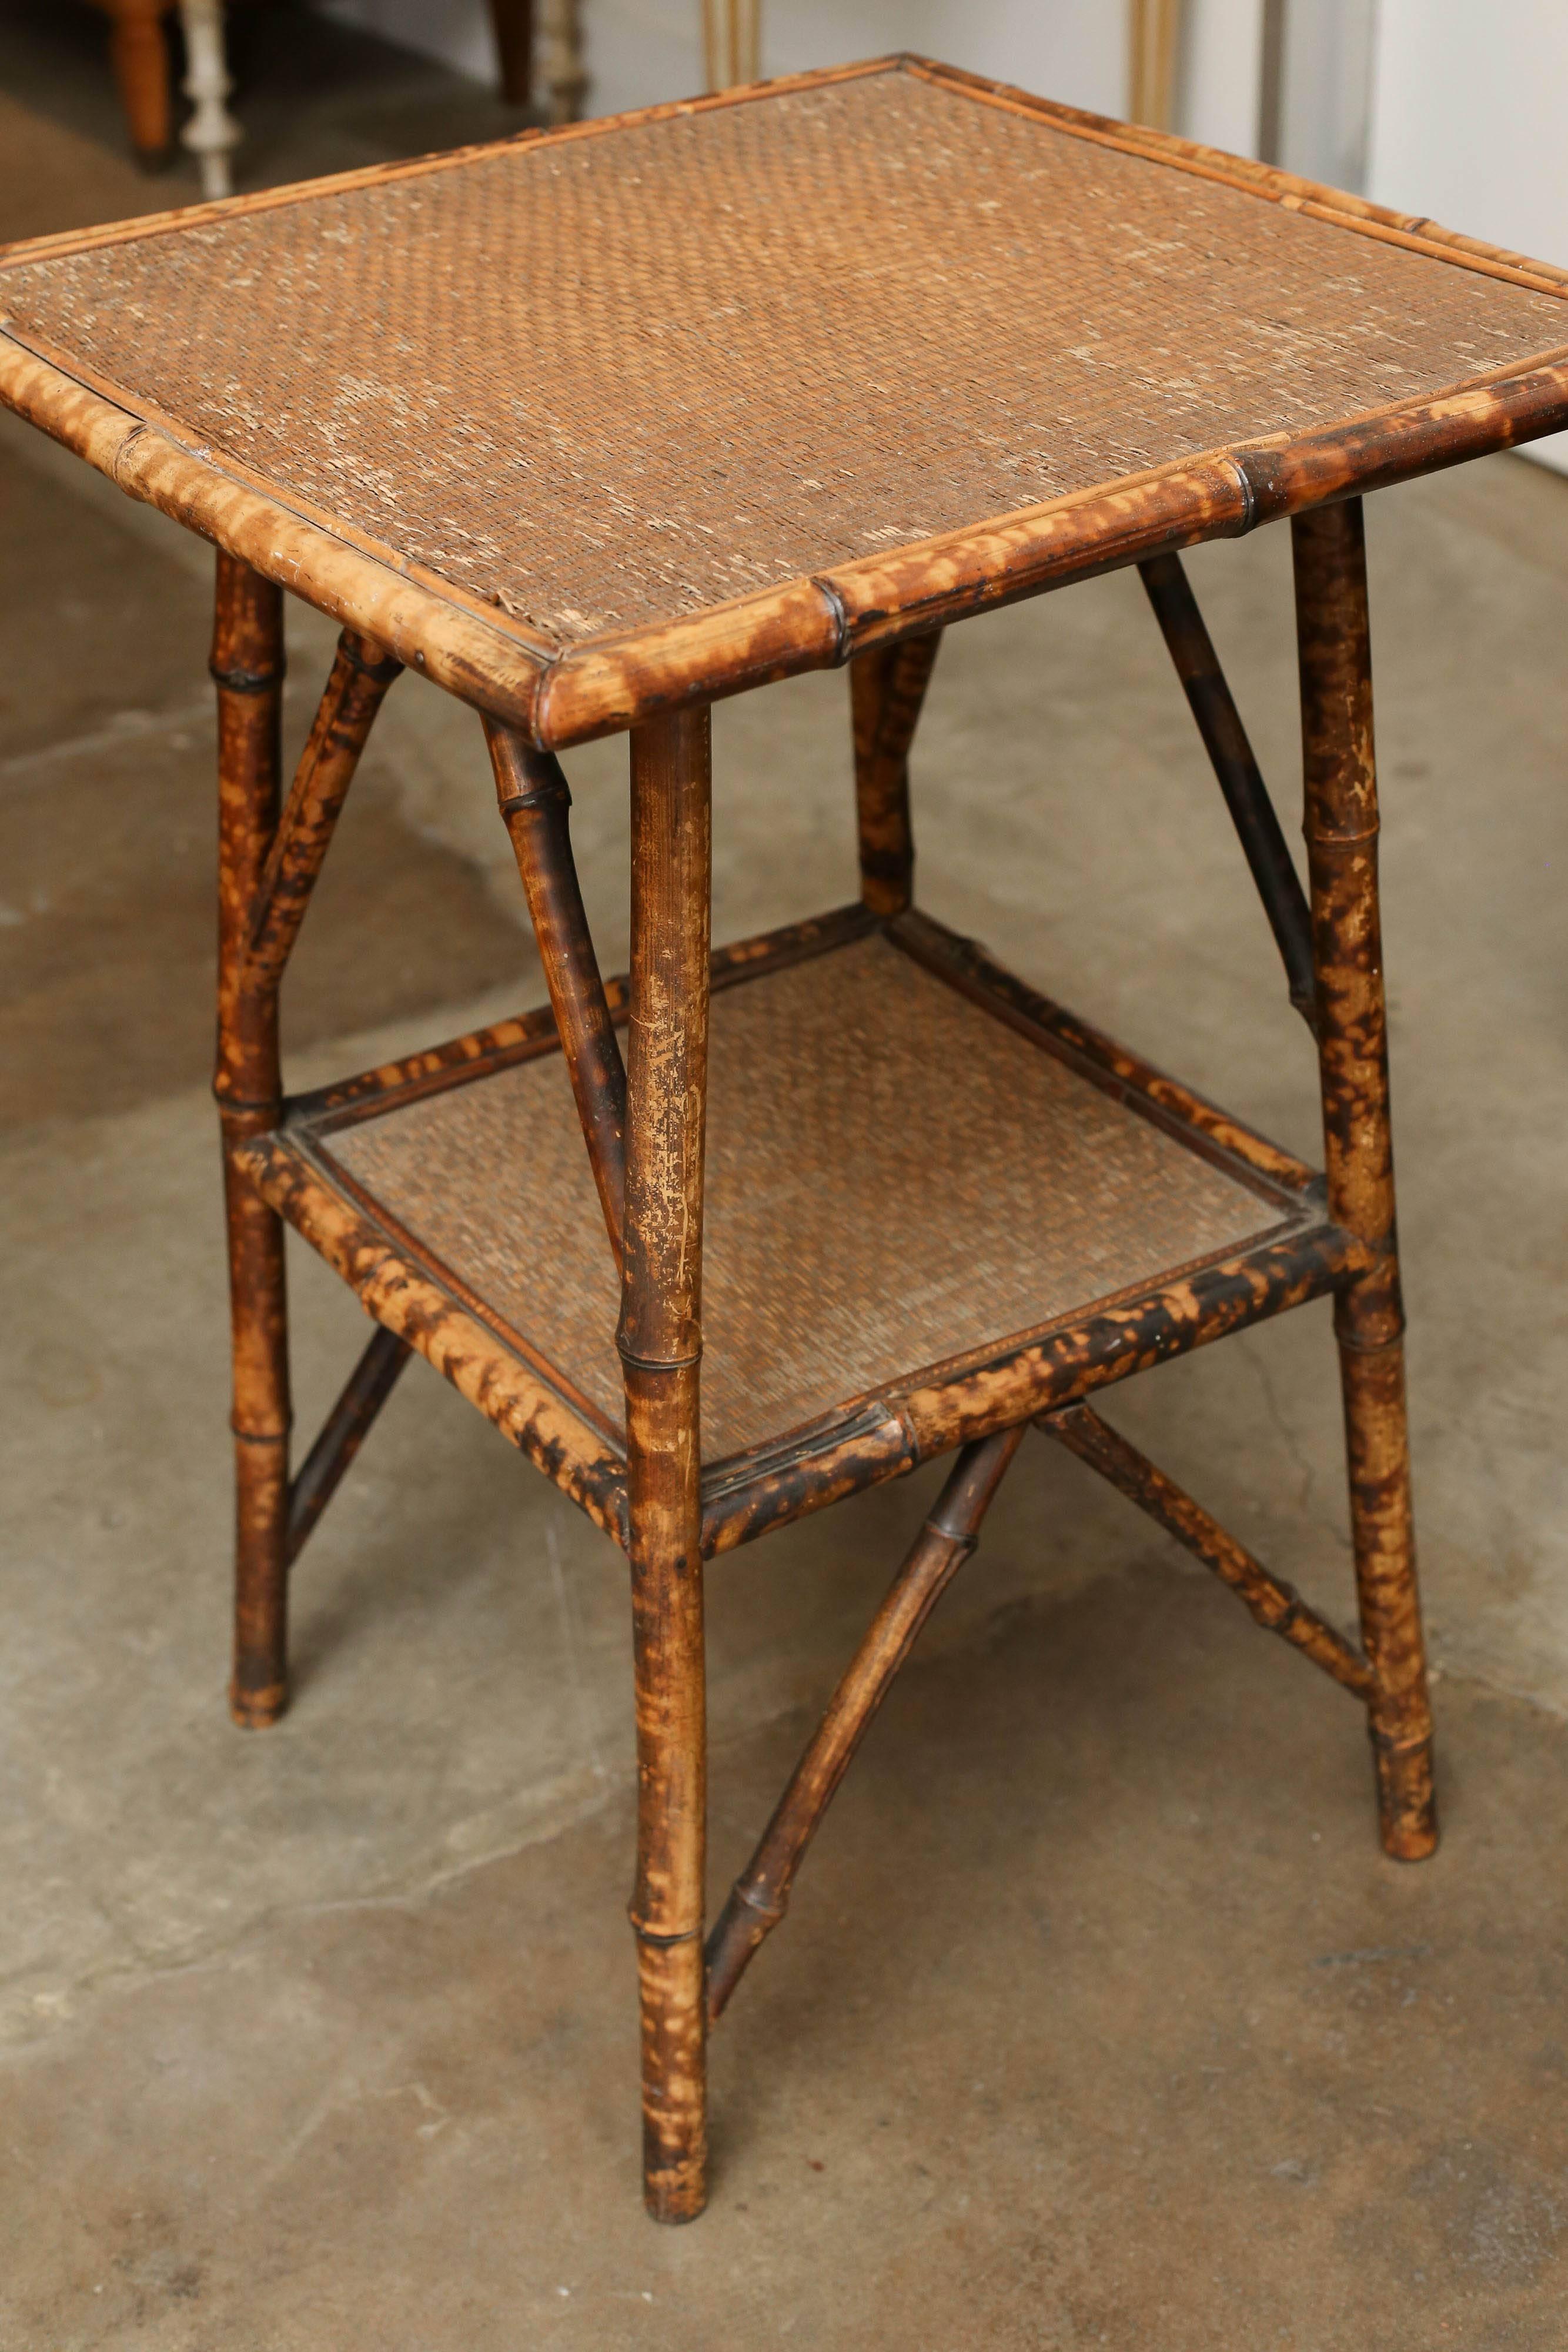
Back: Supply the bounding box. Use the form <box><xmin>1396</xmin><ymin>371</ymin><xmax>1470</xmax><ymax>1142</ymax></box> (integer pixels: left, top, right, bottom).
<box><xmin>849</xmin><ymin>632</ymin><xmax>941</xmax><ymax>917</ymax></box>
<box><xmin>212</xmin><ymin>552</ymin><xmax>290</xmax><ymax>1729</ymax></box>
<box><xmin>540</xmin><ymin>0</ymin><xmax>586</xmax><ymax>123</ymax></box>
<box><xmin>1293</xmin><ymin>498</ymin><xmax>1436</xmax><ymax>1862</ymax></box>
<box><xmin>178</xmin><ymin>0</ymin><xmax>241</xmax><ymax>200</ymax></box>
<box><xmin>107</xmin><ymin>0</ymin><xmax>174</xmax><ymax>166</ymax></box>
<box><xmin>620</xmin><ymin>706</ymin><xmax>713</xmax><ymax>2221</ymax></box>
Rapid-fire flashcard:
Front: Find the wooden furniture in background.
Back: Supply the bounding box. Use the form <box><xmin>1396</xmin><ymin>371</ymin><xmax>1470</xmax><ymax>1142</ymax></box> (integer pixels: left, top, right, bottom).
<box><xmin>489</xmin><ymin>0</ymin><xmax>586</xmax><ymax>125</ymax></box>
<box><xmin>179</xmin><ymin>0</ymin><xmax>240</xmax><ymax>196</ymax></box>
<box><xmin>5</xmin><ymin>55</ymin><xmax>1567</xmax><ymax>2224</ymax></box>
<box><xmin>94</xmin><ymin>0</ymin><xmax>239</xmax><ymax>195</ymax></box>
<box><xmin>95</xmin><ymin>0</ymin><xmax>175</xmax><ymax>163</ymax></box>
<box><xmin>487</xmin><ymin>0</ymin><xmax>533</xmax><ymax>105</ymax></box>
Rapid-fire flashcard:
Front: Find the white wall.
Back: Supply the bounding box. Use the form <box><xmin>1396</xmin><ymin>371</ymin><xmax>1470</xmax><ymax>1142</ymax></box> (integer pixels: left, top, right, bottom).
<box><xmin>314</xmin><ymin>0</ymin><xmax>1356</xmax><ymax>168</ymax></box>
<box><xmin>1179</xmin><ymin>0</ymin><xmax>1263</xmax><ymax>158</ymax></box>
<box><xmin>1368</xmin><ymin>0</ymin><xmax>1568</xmax><ymax>473</ymax></box>
<box><xmin>757</xmin><ymin>2</ymin><xmax>1125</xmax><ymax>117</ymax></box>
<box><xmin>1277</xmin><ymin>0</ymin><xmax>1375</xmax><ymax>188</ymax></box>
<box><xmin>319</xmin><ymin>0</ymin><xmax>1128</xmax><ymax>122</ymax></box>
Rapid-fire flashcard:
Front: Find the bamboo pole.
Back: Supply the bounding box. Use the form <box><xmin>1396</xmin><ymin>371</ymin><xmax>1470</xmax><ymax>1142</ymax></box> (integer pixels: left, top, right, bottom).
<box><xmin>706</xmin><ymin>1424</ymin><xmax>1025</xmax><ymax>2023</ymax></box>
<box><xmin>212</xmin><ymin>550</ymin><xmax>292</xmax><ymax>1728</ymax></box>
<box><xmin>245</xmin><ymin>629</ymin><xmax>402</xmax><ymax>995</ymax></box>
<box><xmin>236</xmin><ymin>1125</ymin><xmax>632</xmax><ymax>1545</ymax></box>
<box><xmin>215</xmin><ymin>589</ymin><xmax>404</xmax><ymax>1716</ymax></box>
<box><xmin>849</xmin><ymin>632</ymin><xmax>942</xmax><ymax>918</ymax></box>
<box><xmin>286</xmin><ymin>1326</ymin><xmax>412</xmax><ymax>1568</ymax></box>
<box><xmin>1038</xmin><ymin>1403</ymin><xmax>1372</xmax><ymax>1697</ymax></box>
<box><xmin>1138</xmin><ymin>553</ymin><xmax>1316</xmax><ymax>1028</ymax></box>
<box><xmin>486</xmin><ymin>722</ymin><xmax>628</xmax><ymax>1267</ymax></box>
<box><xmin>620</xmin><ymin>704</ymin><xmax>713</xmax><ymax>2223</ymax></box>
<box><xmin>1292</xmin><ymin>497</ymin><xmax>1436</xmax><ymax>1862</ymax></box>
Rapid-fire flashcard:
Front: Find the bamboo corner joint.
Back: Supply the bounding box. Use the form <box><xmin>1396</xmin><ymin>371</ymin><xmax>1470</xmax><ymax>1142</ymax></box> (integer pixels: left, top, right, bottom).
<box><xmin>5</xmin><ymin>51</ymin><xmax>1565</xmax><ymax>2226</ymax></box>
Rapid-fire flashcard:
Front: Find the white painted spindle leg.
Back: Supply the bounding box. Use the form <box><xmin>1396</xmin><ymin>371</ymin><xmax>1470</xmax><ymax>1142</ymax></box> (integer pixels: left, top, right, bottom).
<box><xmin>541</xmin><ymin>0</ymin><xmax>586</xmax><ymax>123</ymax></box>
<box><xmin>179</xmin><ymin>0</ymin><xmax>240</xmax><ymax>199</ymax></box>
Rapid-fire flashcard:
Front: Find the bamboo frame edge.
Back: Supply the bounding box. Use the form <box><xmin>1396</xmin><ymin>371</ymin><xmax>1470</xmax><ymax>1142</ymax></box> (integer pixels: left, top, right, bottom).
<box><xmin>901</xmin><ymin>54</ymin><xmax>1568</xmax><ymax>299</ymax></box>
<box><xmin>0</xmin><ymin>56</ymin><xmax>908</xmax><ymax>274</ymax></box>
<box><xmin>235</xmin><ymin>1130</ymin><xmax>631</xmax><ymax>1546</ymax></box>
<box><xmin>0</xmin><ymin>332</ymin><xmax>554</xmax><ymax>734</ymax></box>
<box><xmin>534</xmin><ymin>350</ymin><xmax>1568</xmax><ymax>739</ymax></box>
<box><xmin>6</xmin><ymin>280</ymin><xmax>1566</xmax><ymax>747</ymax></box>
<box><xmin>5</xmin><ymin>49</ymin><xmax>1561</xmax><ymax>303</ymax></box>
<box><xmin>887</xmin><ymin>906</ymin><xmax>1316</xmax><ymax>1194</ymax></box>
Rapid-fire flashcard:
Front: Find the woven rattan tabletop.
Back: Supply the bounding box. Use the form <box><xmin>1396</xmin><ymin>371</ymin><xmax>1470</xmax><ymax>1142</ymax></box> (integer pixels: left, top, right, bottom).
<box><xmin>4</xmin><ymin>56</ymin><xmax>1567</xmax><ymax>745</ymax></box>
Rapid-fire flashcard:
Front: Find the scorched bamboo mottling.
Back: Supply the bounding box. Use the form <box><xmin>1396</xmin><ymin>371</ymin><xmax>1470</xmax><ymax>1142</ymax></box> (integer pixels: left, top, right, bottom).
<box><xmin>620</xmin><ymin>707</ymin><xmax>713</xmax><ymax>2223</ymax></box>
<box><xmin>487</xmin><ymin>720</ymin><xmax>628</xmax><ymax>1265</ymax></box>
<box><xmin>1293</xmin><ymin>497</ymin><xmax>1436</xmax><ymax>1862</ymax></box>
<box><xmin>212</xmin><ymin>552</ymin><xmax>292</xmax><ymax>1729</ymax></box>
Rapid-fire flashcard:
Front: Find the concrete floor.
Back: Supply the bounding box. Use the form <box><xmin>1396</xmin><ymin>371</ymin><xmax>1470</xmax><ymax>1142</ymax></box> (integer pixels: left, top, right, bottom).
<box><xmin>5</xmin><ymin>21</ymin><xmax>1568</xmax><ymax>2348</ymax></box>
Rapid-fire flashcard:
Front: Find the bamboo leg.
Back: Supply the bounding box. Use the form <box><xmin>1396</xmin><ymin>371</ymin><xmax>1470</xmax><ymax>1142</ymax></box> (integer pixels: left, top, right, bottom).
<box><xmin>706</xmin><ymin>1424</ymin><xmax>1024</xmax><ymax>2023</ymax></box>
<box><xmin>486</xmin><ymin>723</ymin><xmax>627</xmax><ymax>1265</ymax></box>
<box><xmin>213</xmin><ymin>552</ymin><xmax>290</xmax><ymax>1728</ymax></box>
<box><xmin>620</xmin><ymin>706</ymin><xmax>712</xmax><ymax>2224</ymax></box>
<box><xmin>850</xmin><ymin>632</ymin><xmax>942</xmax><ymax>917</ymax></box>
<box><xmin>1292</xmin><ymin>498</ymin><xmax>1436</xmax><ymax>1862</ymax></box>
<box><xmin>214</xmin><ymin>594</ymin><xmax>399</xmax><ymax>1715</ymax></box>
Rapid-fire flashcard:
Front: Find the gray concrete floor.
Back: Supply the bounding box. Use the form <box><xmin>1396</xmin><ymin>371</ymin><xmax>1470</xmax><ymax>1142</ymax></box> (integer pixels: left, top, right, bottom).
<box><xmin>5</xmin><ymin>30</ymin><xmax>1568</xmax><ymax>2350</ymax></box>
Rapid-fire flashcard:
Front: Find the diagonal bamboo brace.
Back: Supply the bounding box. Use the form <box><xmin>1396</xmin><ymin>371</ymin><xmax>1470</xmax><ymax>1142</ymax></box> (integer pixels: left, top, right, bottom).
<box><xmin>850</xmin><ymin>630</ymin><xmax>942</xmax><ymax>916</ymax></box>
<box><xmin>243</xmin><ymin>628</ymin><xmax>403</xmax><ymax>995</ymax></box>
<box><xmin>706</xmin><ymin>1421</ymin><xmax>1025</xmax><ymax>2024</ymax></box>
<box><xmin>286</xmin><ymin>1323</ymin><xmax>412</xmax><ymax>1568</ymax></box>
<box><xmin>1138</xmin><ymin>552</ymin><xmax>1318</xmax><ymax>1031</ymax></box>
<box><xmin>486</xmin><ymin>719</ymin><xmax>628</xmax><ymax>1268</ymax></box>
<box><xmin>1037</xmin><ymin>1401</ymin><xmax>1373</xmax><ymax>1699</ymax></box>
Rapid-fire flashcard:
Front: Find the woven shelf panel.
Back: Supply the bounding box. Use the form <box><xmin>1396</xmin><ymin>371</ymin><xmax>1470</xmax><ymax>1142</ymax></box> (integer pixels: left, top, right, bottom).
<box><xmin>325</xmin><ymin>936</ymin><xmax>1282</xmax><ymax>1460</ymax></box>
<box><xmin>4</xmin><ymin>71</ymin><xmax>1561</xmax><ymax>645</ymax></box>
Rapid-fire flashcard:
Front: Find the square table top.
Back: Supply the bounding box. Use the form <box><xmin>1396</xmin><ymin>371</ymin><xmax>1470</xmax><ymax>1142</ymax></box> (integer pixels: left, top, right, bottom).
<box><xmin>3</xmin><ymin>54</ymin><xmax>1566</xmax><ymax>749</ymax></box>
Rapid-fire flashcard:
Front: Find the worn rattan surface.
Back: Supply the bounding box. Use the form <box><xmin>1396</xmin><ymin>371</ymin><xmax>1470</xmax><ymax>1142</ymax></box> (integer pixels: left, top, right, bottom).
<box><xmin>2</xmin><ymin>66</ymin><xmax>1563</xmax><ymax>647</ymax></box>
<box><xmin>325</xmin><ymin>936</ymin><xmax>1283</xmax><ymax>1459</ymax></box>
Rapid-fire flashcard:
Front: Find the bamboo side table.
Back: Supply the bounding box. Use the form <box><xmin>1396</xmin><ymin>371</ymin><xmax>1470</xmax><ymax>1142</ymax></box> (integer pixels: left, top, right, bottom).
<box><xmin>5</xmin><ymin>57</ymin><xmax>1567</xmax><ymax>2223</ymax></box>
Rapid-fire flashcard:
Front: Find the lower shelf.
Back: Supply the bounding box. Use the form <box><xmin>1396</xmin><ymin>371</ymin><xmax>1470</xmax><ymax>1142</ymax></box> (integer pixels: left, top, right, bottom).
<box><xmin>238</xmin><ymin>904</ymin><xmax>1366</xmax><ymax>1553</ymax></box>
